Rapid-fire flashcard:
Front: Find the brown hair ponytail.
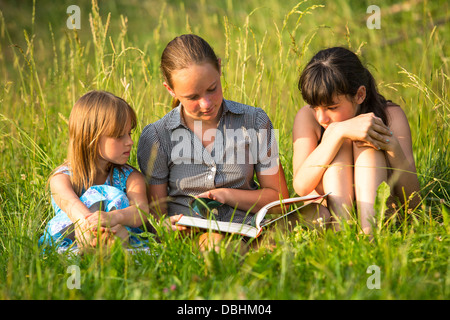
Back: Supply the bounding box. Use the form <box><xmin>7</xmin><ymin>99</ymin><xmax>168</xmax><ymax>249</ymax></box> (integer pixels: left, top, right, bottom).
<box><xmin>160</xmin><ymin>34</ymin><xmax>220</xmax><ymax>108</ymax></box>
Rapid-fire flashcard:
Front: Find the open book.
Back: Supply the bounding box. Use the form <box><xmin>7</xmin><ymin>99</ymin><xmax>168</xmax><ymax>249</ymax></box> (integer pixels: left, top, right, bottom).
<box><xmin>176</xmin><ymin>193</ymin><xmax>329</xmax><ymax>238</ymax></box>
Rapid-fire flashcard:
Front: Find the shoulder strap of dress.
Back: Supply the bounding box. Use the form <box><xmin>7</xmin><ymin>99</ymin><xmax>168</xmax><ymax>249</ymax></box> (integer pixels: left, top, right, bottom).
<box><xmin>111</xmin><ymin>165</ymin><xmax>134</xmax><ymax>192</ymax></box>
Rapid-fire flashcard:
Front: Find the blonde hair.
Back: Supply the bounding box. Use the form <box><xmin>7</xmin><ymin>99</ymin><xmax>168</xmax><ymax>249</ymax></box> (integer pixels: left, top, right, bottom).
<box><xmin>55</xmin><ymin>90</ymin><xmax>137</xmax><ymax>196</ymax></box>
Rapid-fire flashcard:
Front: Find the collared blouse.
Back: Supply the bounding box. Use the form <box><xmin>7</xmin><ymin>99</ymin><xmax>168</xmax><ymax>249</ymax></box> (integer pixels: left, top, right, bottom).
<box><xmin>137</xmin><ymin>99</ymin><xmax>279</xmax><ymax>223</ymax></box>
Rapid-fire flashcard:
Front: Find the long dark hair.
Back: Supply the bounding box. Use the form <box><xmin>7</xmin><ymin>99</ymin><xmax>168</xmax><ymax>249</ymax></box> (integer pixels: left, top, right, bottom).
<box><xmin>298</xmin><ymin>47</ymin><xmax>390</xmax><ymax>125</ymax></box>
<box><xmin>160</xmin><ymin>34</ymin><xmax>220</xmax><ymax>108</ymax></box>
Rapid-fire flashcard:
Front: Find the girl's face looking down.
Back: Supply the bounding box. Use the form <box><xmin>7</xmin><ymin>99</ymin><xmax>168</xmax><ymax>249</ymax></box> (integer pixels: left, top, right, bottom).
<box><xmin>164</xmin><ymin>61</ymin><xmax>223</xmax><ymax>123</ymax></box>
<box><xmin>98</xmin><ymin>120</ymin><xmax>134</xmax><ymax>168</ymax></box>
<box><xmin>311</xmin><ymin>86</ymin><xmax>366</xmax><ymax>129</ymax></box>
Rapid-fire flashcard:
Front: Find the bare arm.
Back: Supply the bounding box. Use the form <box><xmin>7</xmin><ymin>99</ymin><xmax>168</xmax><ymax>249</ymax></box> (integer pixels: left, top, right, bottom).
<box><xmin>292</xmin><ymin>106</ymin><xmax>392</xmax><ymax>196</ymax></box>
<box><xmin>146</xmin><ymin>182</ymin><xmax>168</xmax><ymax>217</ymax></box>
<box><xmin>86</xmin><ymin>170</ymin><xmax>150</xmax><ymax>228</ymax></box>
<box><xmin>147</xmin><ymin>182</ymin><xmax>186</xmax><ymax>231</ymax></box>
<box><xmin>52</xmin><ymin>169</ymin><xmax>150</xmax><ymax>230</ymax></box>
<box><xmin>292</xmin><ymin>106</ymin><xmax>344</xmax><ymax>196</ymax></box>
<box><xmin>49</xmin><ymin>173</ymin><xmax>92</xmax><ymax>222</ymax></box>
<box><xmin>116</xmin><ymin>170</ymin><xmax>149</xmax><ymax>227</ymax></box>
<box><xmin>197</xmin><ymin>163</ymin><xmax>290</xmax><ymax>214</ymax></box>
<box><xmin>380</xmin><ymin>106</ymin><xmax>420</xmax><ymax>206</ymax></box>
<box><xmin>49</xmin><ymin>173</ymin><xmax>101</xmax><ymax>246</ymax></box>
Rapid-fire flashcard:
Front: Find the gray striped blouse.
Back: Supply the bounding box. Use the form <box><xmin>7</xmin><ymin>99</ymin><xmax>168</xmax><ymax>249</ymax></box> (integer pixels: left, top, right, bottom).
<box><xmin>137</xmin><ymin>99</ymin><xmax>279</xmax><ymax>223</ymax></box>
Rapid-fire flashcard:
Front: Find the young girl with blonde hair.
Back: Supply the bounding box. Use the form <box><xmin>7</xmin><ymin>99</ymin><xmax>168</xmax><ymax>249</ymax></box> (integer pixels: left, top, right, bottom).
<box><xmin>40</xmin><ymin>91</ymin><xmax>149</xmax><ymax>250</ymax></box>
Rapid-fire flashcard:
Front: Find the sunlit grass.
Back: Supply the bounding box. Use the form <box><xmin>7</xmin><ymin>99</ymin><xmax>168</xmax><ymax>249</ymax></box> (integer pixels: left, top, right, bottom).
<box><xmin>0</xmin><ymin>0</ymin><xmax>448</xmax><ymax>299</ymax></box>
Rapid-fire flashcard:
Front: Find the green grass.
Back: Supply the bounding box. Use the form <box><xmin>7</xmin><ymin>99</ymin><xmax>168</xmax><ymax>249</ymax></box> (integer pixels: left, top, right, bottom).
<box><xmin>0</xmin><ymin>0</ymin><xmax>448</xmax><ymax>300</ymax></box>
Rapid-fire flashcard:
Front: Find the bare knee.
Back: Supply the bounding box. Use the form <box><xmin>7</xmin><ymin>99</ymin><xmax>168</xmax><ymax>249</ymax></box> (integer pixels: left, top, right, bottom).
<box><xmin>322</xmin><ymin>139</ymin><xmax>355</xmax><ymax>220</ymax></box>
<box><xmin>352</xmin><ymin>144</ymin><xmax>389</xmax><ymax>234</ymax></box>
<box><xmin>352</xmin><ymin>143</ymin><xmax>387</xmax><ymax>168</ymax></box>
<box><xmin>324</xmin><ymin>139</ymin><xmax>354</xmax><ymax>179</ymax></box>
<box><xmin>198</xmin><ymin>232</ymin><xmax>224</xmax><ymax>252</ymax></box>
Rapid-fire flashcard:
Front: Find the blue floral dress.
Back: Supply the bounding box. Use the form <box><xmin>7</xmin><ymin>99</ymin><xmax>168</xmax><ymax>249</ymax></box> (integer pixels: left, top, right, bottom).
<box><xmin>39</xmin><ymin>165</ymin><xmax>146</xmax><ymax>250</ymax></box>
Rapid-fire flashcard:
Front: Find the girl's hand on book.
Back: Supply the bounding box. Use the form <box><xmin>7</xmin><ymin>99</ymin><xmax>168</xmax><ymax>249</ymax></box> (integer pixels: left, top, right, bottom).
<box><xmin>197</xmin><ymin>188</ymin><xmax>229</xmax><ymax>204</ymax></box>
<box><xmin>163</xmin><ymin>214</ymin><xmax>188</xmax><ymax>232</ymax></box>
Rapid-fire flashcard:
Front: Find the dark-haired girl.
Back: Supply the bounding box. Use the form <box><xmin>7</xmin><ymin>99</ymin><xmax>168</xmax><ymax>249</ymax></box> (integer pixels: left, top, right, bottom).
<box><xmin>292</xmin><ymin>47</ymin><xmax>420</xmax><ymax>234</ymax></box>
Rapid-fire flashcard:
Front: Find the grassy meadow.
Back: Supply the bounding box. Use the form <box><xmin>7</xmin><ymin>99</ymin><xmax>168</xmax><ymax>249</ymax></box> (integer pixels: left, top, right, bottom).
<box><xmin>0</xmin><ymin>0</ymin><xmax>448</xmax><ymax>300</ymax></box>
